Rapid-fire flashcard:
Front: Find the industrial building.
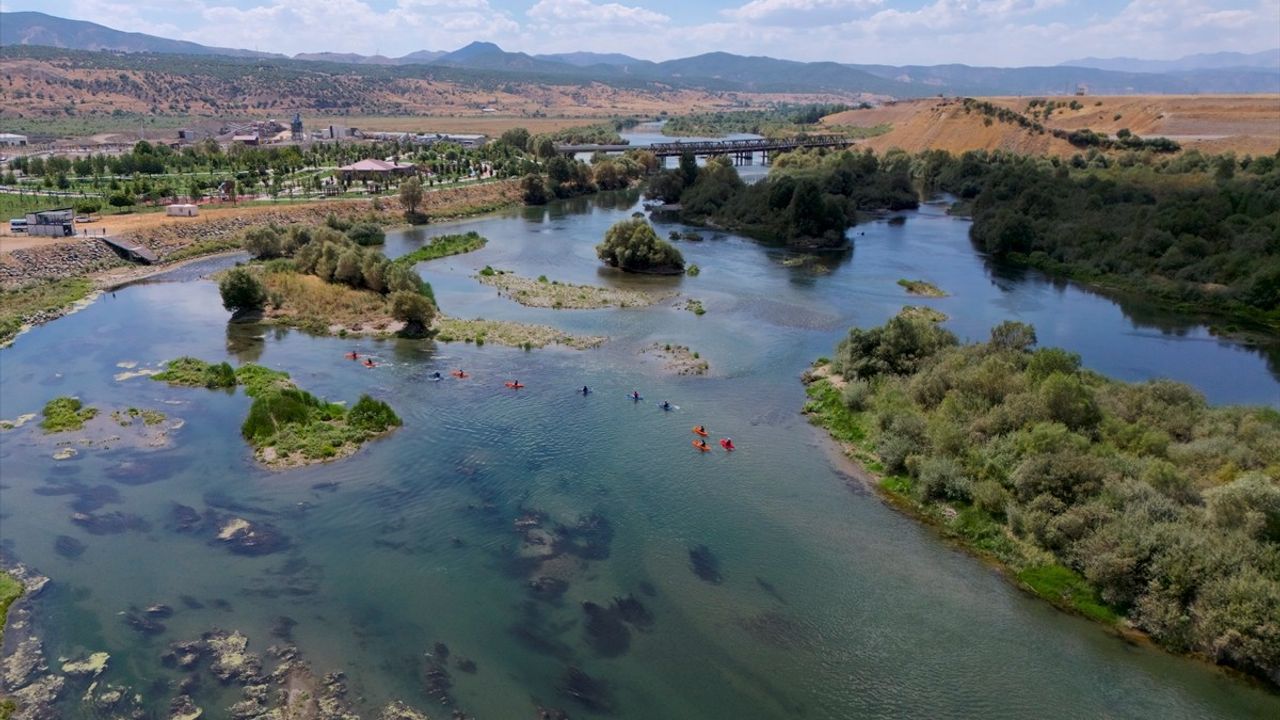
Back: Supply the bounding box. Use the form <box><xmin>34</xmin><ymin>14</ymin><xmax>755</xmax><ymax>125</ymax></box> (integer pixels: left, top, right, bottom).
<box><xmin>0</xmin><ymin>133</ymin><xmax>28</xmax><ymax>146</ymax></box>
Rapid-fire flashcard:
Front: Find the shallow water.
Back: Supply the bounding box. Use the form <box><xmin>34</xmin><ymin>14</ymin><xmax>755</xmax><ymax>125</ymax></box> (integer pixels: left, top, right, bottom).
<box><xmin>1</xmin><ymin>189</ymin><xmax>1278</xmax><ymax>719</ymax></box>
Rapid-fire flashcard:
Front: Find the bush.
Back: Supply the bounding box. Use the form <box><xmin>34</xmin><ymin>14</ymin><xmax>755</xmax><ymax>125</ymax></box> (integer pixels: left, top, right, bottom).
<box><xmin>348</xmin><ymin>395</ymin><xmax>403</xmax><ymax>433</ymax></box>
<box><xmin>107</xmin><ymin>193</ymin><xmax>135</xmax><ymax>208</ymax></box>
<box><xmin>219</xmin><ymin>268</ymin><xmax>266</xmax><ymax>315</ymax></box>
<box><xmin>346</xmin><ymin>223</ymin><xmax>385</xmax><ymax>247</ymax></box>
<box><xmin>521</xmin><ymin>173</ymin><xmax>550</xmax><ymax>205</ymax></box>
<box><xmin>389</xmin><ymin>290</ymin><xmax>436</xmax><ymax>335</ymax></box>
<box><xmin>841</xmin><ymin>379</ymin><xmax>873</xmax><ymax>411</ymax></box>
<box><xmin>596</xmin><ymin>217</ymin><xmax>684</xmax><ymax>273</ymax></box>
<box><xmin>243</xmin><ymin>225</ymin><xmax>284</xmax><ymax>259</ymax></box>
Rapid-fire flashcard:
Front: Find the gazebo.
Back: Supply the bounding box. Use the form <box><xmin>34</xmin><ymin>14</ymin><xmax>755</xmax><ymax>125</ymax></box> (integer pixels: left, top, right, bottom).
<box><xmin>337</xmin><ymin>159</ymin><xmax>417</xmax><ymax>183</ymax></box>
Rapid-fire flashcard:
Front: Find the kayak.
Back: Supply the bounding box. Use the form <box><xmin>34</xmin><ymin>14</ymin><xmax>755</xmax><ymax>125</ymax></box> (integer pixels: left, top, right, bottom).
<box><xmin>692</xmin><ymin>427</ymin><xmax>709</xmax><ymax>437</ymax></box>
<box><xmin>505</xmin><ymin>382</ymin><xmax>525</xmax><ymax>389</ymax></box>
<box><xmin>451</xmin><ymin>371</ymin><xmax>469</xmax><ymax>378</ymax></box>
<box><xmin>692</xmin><ymin>440</ymin><xmax>711</xmax><ymax>452</ymax></box>
<box><xmin>627</xmin><ymin>394</ymin><xmax>643</xmax><ymax>401</ymax></box>
<box><xmin>658</xmin><ymin>403</ymin><xmax>676</xmax><ymax>411</ymax></box>
<box><xmin>719</xmin><ymin>438</ymin><xmax>735</xmax><ymax>451</ymax></box>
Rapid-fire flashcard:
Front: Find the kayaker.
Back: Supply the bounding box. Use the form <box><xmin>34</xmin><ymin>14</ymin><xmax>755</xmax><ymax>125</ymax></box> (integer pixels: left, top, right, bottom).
<box><xmin>582</xmin><ymin>386</ymin><xmax>590</xmax><ymax>395</ymax></box>
<box><xmin>695</xmin><ymin>439</ymin><xmax>709</xmax><ymax>450</ymax></box>
<box><xmin>346</xmin><ymin>351</ymin><xmax>358</xmax><ymax>360</ymax></box>
<box><xmin>631</xmin><ymin>390</ymin><xmax>641</xmax><ymax>400</ymax></box>
<box><xmin>662</xmin><ymin>401</ymin><xmax>671</xmax><ymax>411</ymax></box>
<box><xmin>431</xmin><ymin>371</ymin><xmax>441</xmax><ymax>380</ymax></box>
<box><xmin>721</xmin><ymin>438</ymin><xmax>735</xmax><ymax>450</ymax></box>
<box><xmin>695</xmin><ymin>424</ymin><xmax>706</xmax><ymax>434</ymax></box>
<box><xmin>363</xmin><ymin>358</ymin><xmax>375</xmax><ymax>368</ymax></box>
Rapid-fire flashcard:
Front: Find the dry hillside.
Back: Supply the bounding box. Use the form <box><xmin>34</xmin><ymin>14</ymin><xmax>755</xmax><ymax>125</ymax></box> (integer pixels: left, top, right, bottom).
<box><xmin>824</xmin><ymin>95</ymin><xmax>1280</xmax><ymax>156</ymax></box>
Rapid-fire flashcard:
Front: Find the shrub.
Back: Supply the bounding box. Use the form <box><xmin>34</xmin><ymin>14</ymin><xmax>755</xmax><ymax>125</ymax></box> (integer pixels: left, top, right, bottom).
<box><xmin>346</xmin><ymin>223</ymin><xmax>385</xmax><ymax>247</ymax></box>
<box><xmin>389</xmin><ymin>290</ymin><xmax>436</xmax><ymax>335</ymax></box>
<box><xmin>347</xmin><ymin>395</ymin><xmax>403</xmax><ymax>434</ymax></box>
<box><xmin>597</xmin><ymin>217</ymin><xmax>684</xmax><ymax>273</ymax></box>
<box><xmin>219</xmin><ymin>268</ymin><xmax>266</xmax><ymax>315</ymax></box>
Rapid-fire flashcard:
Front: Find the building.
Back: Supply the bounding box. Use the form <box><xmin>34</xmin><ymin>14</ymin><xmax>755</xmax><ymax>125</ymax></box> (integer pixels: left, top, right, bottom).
<box><xmin>25</xmin><ymin>208</ymin><xmax>74</xmax><ymax>237</ymax></box>
<box><xmin>0</xmin><ymin>133</ymin><xmax>28</xmax><ymax>146</ymax></box>
<box><xmin>337</xmin><ymin>159</ymin><xmax>416</xmax><ymax>182</ymax></box>
<box><xmin>166</xmin><ymin>204</ymin><xmax>199</xmax><ymax>217</ymax></box>
<box><xmin>232</xmin><ymin>134</ymin><xmax>260</xmax><ymax>146</ymax></box>
<box><xmin>291</xmin><ymin>112</ymin><xmax>304</xmax><ymax>141</ymax></box>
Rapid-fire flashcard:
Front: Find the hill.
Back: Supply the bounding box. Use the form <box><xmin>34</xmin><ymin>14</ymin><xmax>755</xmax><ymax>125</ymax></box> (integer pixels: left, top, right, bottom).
<box><xmin>0</xmin><ymin>10</ymin><xmax>280</xmax><ymax>58</ymax></box>
<box><xmin>5</xmin><ymin>11</ymin><xmax>1277</xmax><ymax>98</ymax></box>
<box><xmin>822</xmin><ymin>95</ymin><xmax>1280</xmax><ymax>157</ymax></box>
<box><xmin>1060</xmin><ymin>49</ymin><xmax>1280</xmax><ymax>73</ymax></box>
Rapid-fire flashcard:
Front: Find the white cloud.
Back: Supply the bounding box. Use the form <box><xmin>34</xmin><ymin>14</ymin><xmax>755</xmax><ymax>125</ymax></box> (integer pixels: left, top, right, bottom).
<box><xmin>722</xmin><ymin>0</ymin><xmax>883</xmax><ymax>26</ymax></box>
<box><xmin>528</xmin><ymin>0</ymin><xmax>669</xmax><ymax>26</ymax></box>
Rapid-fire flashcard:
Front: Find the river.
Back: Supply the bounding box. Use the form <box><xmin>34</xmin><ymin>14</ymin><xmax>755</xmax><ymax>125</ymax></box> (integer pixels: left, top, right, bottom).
<box><xmin>0</xmin><ymin>183</ymin><xmax>1277</xmax><ymax>718</ymax></box>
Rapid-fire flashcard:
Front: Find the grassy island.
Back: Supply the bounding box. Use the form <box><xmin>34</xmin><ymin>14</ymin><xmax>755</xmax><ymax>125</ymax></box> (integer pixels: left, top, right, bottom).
<box><xmin>153</xmin><ymin>358</ymin><xmax>401</xmax><ymax>468</ymax></box>
<box><xmin>394</xmin><ymin>231</ymin><xmax>488</xmax><ymax>266</ymax></box>
<box><xmin>804</xmin><ymin>314</ymin><xmax>1280</xmax><ymax>682</ymax></box>
<box><xmin>897</xmin><ymin>278</ymin><xmax>947</xmax><ymax>297</ymax></box>
<box><xmin>478</xmin><ymin>269</ymin><xmax>671</xmax><ymax>309</ymax></box>
<box><xmin>597</xmin><ymin>217</ymin><xmax>685</xmax><ymax>275</ymax></box>
<box><xmin>39</xmin><ymin>397</ymin><xmax>98</xmax><ymax>433</ymax></box>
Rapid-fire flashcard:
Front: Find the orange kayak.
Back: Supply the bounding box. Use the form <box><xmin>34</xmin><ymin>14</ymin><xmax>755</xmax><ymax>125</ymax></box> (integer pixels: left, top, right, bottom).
<box><xmin>719</xmin><ymin>439</ymin><xmax>735</xmax><ymax>451</ymax></box>
<box><xmin>505</xmin><ymin>382</ymin><xmax>525</xmax><ymax>389</ymax></box>
<box><xmin>692</xmin><ymin>427</ymin><xmax>709</xmax><ymax>437</ymax></box>
<box><xmin>451</xmin><ymin>371</ymin><xmax>468</xmax><ymax>378</ymax></box>
<box><xmin>692</xmin><ymin>440</ymin><xmax>711</xmax><ymax>452</ymax></box>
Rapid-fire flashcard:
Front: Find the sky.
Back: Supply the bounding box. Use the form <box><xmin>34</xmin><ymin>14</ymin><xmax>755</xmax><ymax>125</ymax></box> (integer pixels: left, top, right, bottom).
<box><xmin>2</xmin><ymin>0</ymin><xmax>1278</xmax><ymax>65</ymax></box>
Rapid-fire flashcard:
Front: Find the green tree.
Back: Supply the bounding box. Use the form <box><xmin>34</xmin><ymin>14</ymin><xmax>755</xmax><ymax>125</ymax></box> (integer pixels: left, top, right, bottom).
<box><xmin>346</xmin><ymin>223</ymin><xmax>385</xmax><ymax>247</ymax></box>
<box><xmin>398</xmin><ymin>177</ymin><xmax>424</xmax><ymax>217</ymax></box>
<box><xmin>521</xmin><ymin>173</ymin><xmax>550</xmax><ymax>205</ymax></box>
<box><xmin>596</xmin><ymin>217</ymin><xmax>684</xmax><ymax>273</ymax></box>
<box><xmin>243</xmin><ymin>225</ymin><xmax>284</xmax><ymax>259</ymax></box>
<box><xmin>219</xmin><ymin>268</ymin><xmax>266</xmax><ymax>316</ymax></box>
<box><xmin>390</xmin><ymin>290</ymin><xmax>436</xmax><ymax>336</ymax></box>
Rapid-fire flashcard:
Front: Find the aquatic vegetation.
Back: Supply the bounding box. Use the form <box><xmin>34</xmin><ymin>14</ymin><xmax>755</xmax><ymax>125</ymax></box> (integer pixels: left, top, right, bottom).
<box><xmin>393</xmin><ymin>231</ymin><xmax>487</xmax><ymax>265</ymax></box>
<box><xmin>558</xmin><ymin>666</ymin><xmax>614</xmax><ymax>714</ymax></box>
<box><xmin>38</xmin><ymin>397</ymin><xmax>98</xmax><ymax>433</ymax></box>
<box><xmin>897</xmin><ymin>278</ymin><xmax>947</xmax><ymax>297</ymax></box>
<box><xmin>54</xmin><ymin>535</ymin><xmax>87</xmax><ymax>559</ymax></box>
<box><xmin>684</xmin><ymin>299</ymin><xmax>706</xmax><ymax>315</ymax></box>
<box><xmin>685</xmin><ymin>263</ymin><xmax>701</xmax><ymax>276</ymax></box>
<box><xmin>435</xmin><ymin>317</ymin><xmax>604</xmax><ymax>350</ymax></box>
<box><xmin>806</xmin><ymin>316</ymin><xmax>1280</xmax><ymax>681</ymax></box>
<box><xmin>155</xmin><ymin>357</ymin><xmax>401</xmax><ymax>468</ymax></box>
<box><xmin>477</xmin><ymin>271</ymin><xmax>671</xmax><ymax>309</ymax></box>
<box><xmin>644</xmin><ymin>343</ymin><xmax>709</xmax><ymax>375</ymax></box>
<box><xmin>689</xmin><ymin>544</ymin><xmax>723</xmax><ymax>584</ymax></box>
<box><xmin>0</xmin><ymin>571</ymin><xmax>21</xmax><ymax>645</ymax></box>
<box><xmin>582</xmin><ymin>601</ymin><xmax>631</xmax><ymax>657</ymax></box>
<box><xmin>152</xmin><ymin>357</ymin><xmax>237</xmax><ymax>390</ymax></box>
<box><xmin>110</xmin><ymin>408</ymin><xmax>167</xmax><ymax>426</ymax></box>
<box><xmin>899</xmin><ymin>305</ymin><xmax>949</xmax><ymax>323</ymax></box>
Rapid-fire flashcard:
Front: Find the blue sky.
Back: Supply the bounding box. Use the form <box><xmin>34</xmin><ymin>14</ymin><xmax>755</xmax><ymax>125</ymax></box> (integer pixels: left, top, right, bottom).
<box><xmin>3</xmin><ymin>0</ymin><xmax>1278</xmax><ymax>65</ymax></box>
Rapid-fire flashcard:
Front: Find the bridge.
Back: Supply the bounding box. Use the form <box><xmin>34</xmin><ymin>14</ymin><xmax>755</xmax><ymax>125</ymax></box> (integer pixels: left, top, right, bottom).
<box><xmin>555</xmin><ymin>135</ymin><xmax>856</xmax><ymax>160</ymax></box>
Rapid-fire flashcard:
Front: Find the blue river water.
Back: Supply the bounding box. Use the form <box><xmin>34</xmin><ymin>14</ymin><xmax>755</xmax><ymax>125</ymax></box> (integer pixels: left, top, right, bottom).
<box><xmin>0</xmin><ymin>185</ymin><xmax>1277</xmax><ymax>718</ymax></box>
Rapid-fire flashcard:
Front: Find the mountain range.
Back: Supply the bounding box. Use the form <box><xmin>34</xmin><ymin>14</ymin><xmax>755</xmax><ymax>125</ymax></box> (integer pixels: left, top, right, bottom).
<box><xmin>2</xmin><ymin>11</ymin><xmax>1278</xmax><ymax>97</ymax></box>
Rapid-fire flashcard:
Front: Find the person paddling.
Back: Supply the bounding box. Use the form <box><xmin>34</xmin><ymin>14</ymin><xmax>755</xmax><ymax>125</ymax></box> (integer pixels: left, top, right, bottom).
<box><xmin>363</xmin><ymin>358</ymin><xmax>376</xmax><ymax>368</ymax></box>
<box><xmin>582</xmin><ymin>386</ymin><xmax>590</xmax><ymax>395</ymax></box>
<box><xmin>661</xmin><ymin>401</ymin><xmax>671</xmax><ymax>411</ymax></box>
<box><xmin>346</xmin><ymin>351</ymin><xmax>359</xmax><ymax>360</ymax></box>
<box><xmin>631</xmin><ymin>390</ymin><xmax>641</xmax><ymax>401</ymax></box>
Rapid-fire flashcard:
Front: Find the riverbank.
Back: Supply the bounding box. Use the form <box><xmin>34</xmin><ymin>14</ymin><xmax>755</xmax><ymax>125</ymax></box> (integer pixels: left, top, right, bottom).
<box><xmin>801</xmin><ymin>317</ymin><xmax>1280</xmax><ymax>686</ymax></box>
<box><xmin>0</xmin><ymin>182</ymin><xmax>522</xmax><ymax>346</ymax></box>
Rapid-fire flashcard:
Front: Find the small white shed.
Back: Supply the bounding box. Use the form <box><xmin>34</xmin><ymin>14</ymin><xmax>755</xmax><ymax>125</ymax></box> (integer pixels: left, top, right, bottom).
<box><xmin>166</xmin><ymin>204</ymin><xmax>199</xmax><ymax>217</ymax></box>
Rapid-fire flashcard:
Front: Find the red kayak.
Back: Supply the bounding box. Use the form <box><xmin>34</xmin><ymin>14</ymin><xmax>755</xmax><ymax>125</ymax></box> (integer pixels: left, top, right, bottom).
<box><xmin>451</xmin><ymin>370</ymin><xmax>469</xmax><ymax>379</ymax></box>
<box><xmin>692</xmin><ymin>440</ymin><xmax>711</xmax><ymax>452</ymax></box>
<box><xmin>719</xmin><ymin>438</ymin><xmax>735</xmax><ymax>451</ymax></box>
<box><xmin>505</xmin><ymin>382</ymin><xmax>525</xmax><ymax>389</ymax></box>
